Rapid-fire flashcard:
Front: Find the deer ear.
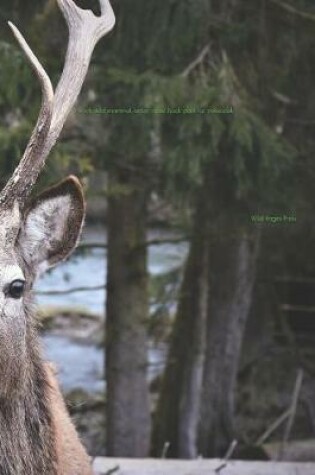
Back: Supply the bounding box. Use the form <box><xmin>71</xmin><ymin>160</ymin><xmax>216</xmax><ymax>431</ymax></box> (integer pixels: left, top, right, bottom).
<box><xmin>19</xmin><ymin>176</ymin><xmax>85</xmax><ymax>275</ymax></box>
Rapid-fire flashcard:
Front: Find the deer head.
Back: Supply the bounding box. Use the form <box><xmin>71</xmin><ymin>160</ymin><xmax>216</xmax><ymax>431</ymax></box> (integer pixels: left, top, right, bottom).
<box><xmin>0</xmin><ymin>3</ymin><xmax>115</xmax><ymax>473</ymax></box>
<box><xmin>0</xmin><ymin>0</ymin><xmax>115</xmax><ymax>398</ymax></box>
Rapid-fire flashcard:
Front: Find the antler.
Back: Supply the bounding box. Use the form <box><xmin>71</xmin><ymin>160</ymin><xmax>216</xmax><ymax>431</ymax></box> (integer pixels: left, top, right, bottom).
<box><xmin>0</xmin><ymin>0</ymin><xmax>115</xmax><ymax>207</ymax></box>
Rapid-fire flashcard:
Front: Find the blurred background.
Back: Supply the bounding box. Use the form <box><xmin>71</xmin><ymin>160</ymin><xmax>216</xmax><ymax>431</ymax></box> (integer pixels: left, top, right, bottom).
<box><xmin>0</xmin><ymin>0</ymin><xmax>315</xmax><ymax>463</ymax></box>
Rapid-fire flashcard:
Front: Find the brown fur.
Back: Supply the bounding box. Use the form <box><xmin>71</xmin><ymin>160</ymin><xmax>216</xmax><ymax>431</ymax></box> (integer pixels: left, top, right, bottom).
<box><xmin>0</xmin><ymin>312</ymin><xmax>92</xmax><ymax>474</ymax></box>
<box><xmin>0</xmin><ymin>0</ymin><xmax>116</xmax><ymax>469</ymax></box>
<box><xmin>0</xmin><ymin>177</ymin><xmax>92</xmax><ymax>474</ymax></box>
<box><xmin>0</xmin><ymin>316</ymin><xmax>57</xmax><ymax>475</ymax></box>
<box><xmin>45</xmin><ymin>363</ymin><xmax>92</xmax><ymax>475</ymax></box>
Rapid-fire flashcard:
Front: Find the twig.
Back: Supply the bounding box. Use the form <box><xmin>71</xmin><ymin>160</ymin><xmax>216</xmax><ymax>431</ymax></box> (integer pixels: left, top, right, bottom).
<box><xmin>182</xmin><ymin>45</ymin><xmax>210</xmax><ymax>78</ymax></box>
<box><xmin>268</xmin><ymin>0</ymin><xmax>315</xmax><ymax>22</ymax></box>
<box><xmin>256</xmin><ymin>408</ymin><xmax>291</xmax><ymax>445</ymax></box>
<box><xmin>278</xmin><ymin>369</ymin><xmax>304</xmax><ymax>460</ymax></box>
<box><xmin>103</xmin><ymin>466</ymin><xmax>120</xmax><ymax>475</ymax></box>
<box><xmin>76</xmin><ymin>237</ymin><xmax>188</xmax><ymax>253</ymax></box>
<box><xmin>76</xmin><ymin>242</ymin><xmax>107</xmax><ymax>252</ymax></box>
<box><xmin>35</xmin><ymin>285</ymin><xmax>106</xmax><ymax>296</ymax></box>
<box><xmin>215</xmin><ymin>439</ymin><xmax>238</xmax><ymax>473</ymax></box>
<box><xmin>272</xmin><ymin>90</ymin><xmax>296</xmax><ymax>105</ymax></box>
<box><xmin>161</xmin><ymin>441</ymin><xmax>170</xmax><ymax>459</ymax></box>
<box><xmin>274</xmin><ymin>275</ymin><xmax>315</xmax><ymax>284</ymax></box>
<box><xmin>280</xmin><ymin>304</ymin><xmax>315</xmax><ymax>314</ymax></box>
<box><xmin>141</xmin><ymin>237</ymin><xmax>188</xmax><ymax>248</ymax></box>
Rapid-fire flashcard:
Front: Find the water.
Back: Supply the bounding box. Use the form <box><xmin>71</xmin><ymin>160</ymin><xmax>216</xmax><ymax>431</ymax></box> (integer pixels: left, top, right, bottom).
<box><xmin>43</xmin><ymin>335</ymin><xmax>105</xmax><ymax>393</ymax></box>
<box><xmin>38</xmin><ymin>227</ymin><xmax>188</xmax><ymax>393</ymax></box>
<box><xmin>36</xmin><ymin>227</ymin><xmax>188</xmax><ymax>315</ymax></box>
<box><xmin>43</xmin><ymin>335</ymin><xmax>167</xmax><ymax>393</ymax></box>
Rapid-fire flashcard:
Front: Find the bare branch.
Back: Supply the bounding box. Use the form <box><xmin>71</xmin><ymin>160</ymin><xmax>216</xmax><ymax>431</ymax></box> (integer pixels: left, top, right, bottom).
<box><xmin>75</xmin><ymin>237</ymin><xmax>188</xmax><ymax>252</ymax></box>
<box><xmin>103</xmin><ymin>466</ymin><xmax>120</xmax><ymax>475</ymax></box>
<box><xmin>182</xmin><ymin>45</ymin><xmax>210</xmax><ymax>78</ymax></box>
<box><xmin>280</xmin><ymin>304</ymin><xmax>315</xmax><ymax>314</ymax></box>
<box><xmin>256</xmin><ymin>409</ymin><xmax>291</xmax><ymax>446</ymax></box>
<box><xmin>275</xmin><ymin>275</ymin><xmax>315</xmax><ymax>284</ymax></box>
<box><xmin>35</xmin><ymin>284</ymin><xmax>106</xmax><ymax>296</ymax></box>
<box><xmin>215</xmin><ymin>440</ymin><xmax>238</xmax><ymax>473</ymax></box>
<box><xmin>161</xmin><ymin>442</ymin><xmax>170</xmax><ymax>459</ymax></box>
<box><xmin>76</xmin><ymin>242</ymin><xmax>108</xmax><ymax>252</ymax></box>
<box><xmin>278</xmin><ymin>369</ymin><xmax>304</xmax><ymax>460</ymax></box>
<box><xmin>269</xmin><ymin>0</ymin><xmax>315</xmax><ymax>22</ymax></box>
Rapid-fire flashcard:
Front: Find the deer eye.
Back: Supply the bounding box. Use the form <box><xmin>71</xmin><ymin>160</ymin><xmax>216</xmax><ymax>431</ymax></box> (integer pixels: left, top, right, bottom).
<box><xmin>7</xmin><ymin>280</ymin><xmax>25</xmax><ymax>299</ymax></box>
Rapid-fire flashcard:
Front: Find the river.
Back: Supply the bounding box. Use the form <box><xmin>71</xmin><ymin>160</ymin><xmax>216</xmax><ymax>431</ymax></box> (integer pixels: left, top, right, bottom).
<box><xmin>36</xmin><ymin>226</ymin><xmax>188</xmax><ymax>314</ymax></box>
<box><xmin>36</xmin><ymin>226</ymin><xmax>188</xmax><ymax>393</ymax></box>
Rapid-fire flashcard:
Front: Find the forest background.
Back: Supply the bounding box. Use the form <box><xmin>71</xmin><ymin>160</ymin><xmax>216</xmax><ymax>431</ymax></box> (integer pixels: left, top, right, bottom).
<box><xmin>0</xmin><ymin>0</ymin><xmax>315</xmax><ymax>462</ymax></box>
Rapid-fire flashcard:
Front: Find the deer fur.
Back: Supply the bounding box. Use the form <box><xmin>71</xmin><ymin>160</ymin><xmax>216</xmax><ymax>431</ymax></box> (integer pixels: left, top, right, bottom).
<box><xmin>0</xmin><ymin>177</ymin><xmax>92</xmax><ymax>474</ymax></box>
<box><xmin>0</xmin><ymin>1</ymin><xmax>115</xmax><ymax>472</ymax></box>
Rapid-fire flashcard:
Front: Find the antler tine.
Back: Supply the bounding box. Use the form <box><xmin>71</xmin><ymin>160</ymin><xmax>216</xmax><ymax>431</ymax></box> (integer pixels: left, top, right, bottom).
<box><xmin>98</xmin><ymin>0</ymin><xmax>116</xmax><ymax>36</ymax></box>
<box><xmin>56</xmin><ymin>0</ymin><xmax>81</xmax><ymax>26</ymax></box>
<box><xmin>8</xmin><ymin>22</ymin><xmax>54</xmax><ymax>104</ymax></box>
<box><xmin>0</xmin><ymin>0</ymin><xmax>115</xmax><ymax>208</ymax></box>
<box><xmin>40</xmin><ymin>0</ymin><xmax>116</xmax><ymax>180</ymax></box>
<box><xmin>48</xmin><ymin>0</ymin><xmax>115</xmax><ymax>136</ymax></box>
<box><xmin>57</xmin><ymin>0</ymin><xmax>115</xmax><ymax>38</ymax></box>
<box><xmin>0</xmin><ymin>23</ymin><xmax>54</xmax><ymax>207</ymax></box>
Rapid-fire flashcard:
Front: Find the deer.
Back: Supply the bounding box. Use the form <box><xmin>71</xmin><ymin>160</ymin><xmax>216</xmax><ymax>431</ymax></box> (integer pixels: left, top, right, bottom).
<box><xmin>0</xmin><ymin>0</ymin><xmax>115</xmax><ymax>473</ymax></box>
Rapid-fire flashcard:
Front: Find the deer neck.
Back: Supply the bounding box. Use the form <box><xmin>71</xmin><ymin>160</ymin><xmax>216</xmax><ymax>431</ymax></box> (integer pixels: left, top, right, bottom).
<box><xmin>0</xmin><ymin>316</ymin><xmax>57</xmax><ymax>475</ymax></box>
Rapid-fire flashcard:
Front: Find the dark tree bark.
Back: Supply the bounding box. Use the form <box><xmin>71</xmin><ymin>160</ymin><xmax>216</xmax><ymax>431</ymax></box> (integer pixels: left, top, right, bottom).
<box><xmin>151</xmin><ymin>190</ymin><xmax>209</xmax><ymax>458</ymax></box>
<box><xmin>178</xmin><ymin>235</ymin><xmax>208</xmax><ymax>458</ymax></box>
<box><xmin>105</xmin><ymin>167</ymin><xmax>151</xmax><ymax>457</ymax></box>
<box><xmin>198</xmin><ymin>221</ymin><xmax>261</xmax><ymax>456</ymax></box>
<box><xmin>152</xmin><ymin>138</ymin><xmax>262</xmax><ymax>458</ymax></box>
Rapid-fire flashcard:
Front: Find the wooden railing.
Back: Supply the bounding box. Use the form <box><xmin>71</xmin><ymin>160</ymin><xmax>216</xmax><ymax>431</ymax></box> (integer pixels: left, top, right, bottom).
<box><xmin>92</xmin><ymin>457</ymin><xmax>315</xmax><ymax>475</ymax></box>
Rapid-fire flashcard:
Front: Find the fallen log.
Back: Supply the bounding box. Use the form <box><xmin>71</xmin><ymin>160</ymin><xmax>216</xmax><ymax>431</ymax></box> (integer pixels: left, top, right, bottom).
<box><xmin>93</xmin><ymin>457</ymin><xmax>315</xmax><ymax>475</ymax></box>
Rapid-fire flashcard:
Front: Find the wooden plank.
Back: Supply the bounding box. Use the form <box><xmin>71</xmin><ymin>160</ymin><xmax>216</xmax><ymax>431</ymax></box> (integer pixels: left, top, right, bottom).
<box><xmin>93</xmin><ymin>457</ymin><xmax>315</xmax><ymax>475</ymax></box>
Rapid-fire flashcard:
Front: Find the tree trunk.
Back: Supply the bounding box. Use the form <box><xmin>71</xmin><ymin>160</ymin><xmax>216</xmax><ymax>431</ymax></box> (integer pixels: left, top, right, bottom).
<box><xmin>198</xmin><ymin>222</ymin><xmax>261</xmax><ymax>457</ymax></box>
<box><xmin>178</xmin><ymin>230</ymin><xmax>208</xmax><ymax>459</ymax></box>
<box><xmin>151</xmin><ymin>193</ymin><xmax>209</xmax><ymax>458</ymax></box>
<box><xmin>105</xmin><ymin>168</ymin><xmax>151</xmax><ymax>457</ymax></box>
